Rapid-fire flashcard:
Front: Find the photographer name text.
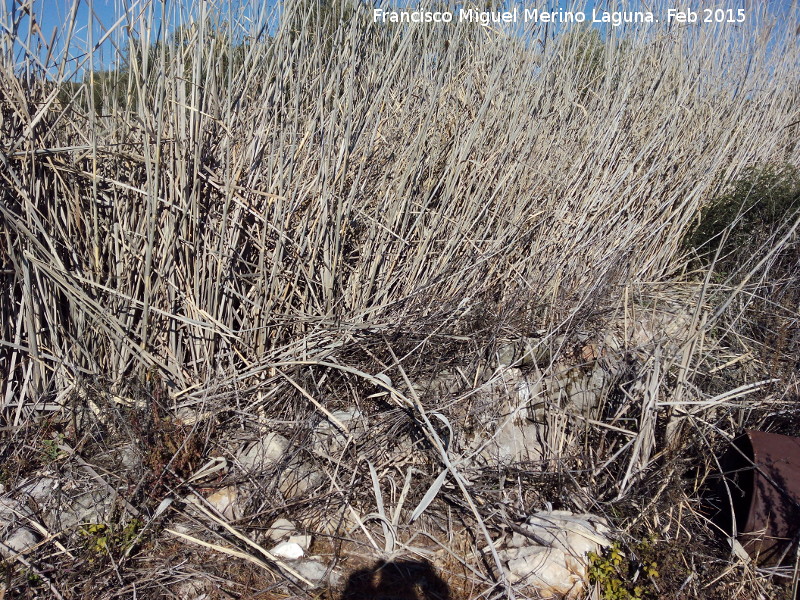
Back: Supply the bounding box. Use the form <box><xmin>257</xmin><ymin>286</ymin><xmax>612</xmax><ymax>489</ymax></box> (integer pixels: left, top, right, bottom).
<box><xmin>372</xmin><ymin>8</ymin><xmax>747</xmax><ymax>26</ymax></box>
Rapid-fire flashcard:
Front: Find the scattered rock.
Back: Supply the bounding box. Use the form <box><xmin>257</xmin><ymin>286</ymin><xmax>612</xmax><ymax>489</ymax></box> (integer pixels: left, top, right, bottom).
<box><xmin>312</xmin><ymin>507</ymin><xmax>359</xmax><ymax>536</ymax></box>
<box><xmin>174</xmin><ymin>405</ymin><xmax>212</xmax><ymax>427</ymax></box>
<box><xmin>266</xmin><ymin>518</ymin><xmax>297</xmax><ymax>542</ymax></box>
<box><xmin>498</xmin><ymin>510</ymin><xmax>611</xmax><ymax>598</ymax></box>
<box><xmin>44</xmin><ymin>486</ymin><xmax>114</xmax><ymax>531</ymax></box>
<box><xmin>483</xmin><ymin>422</ymin><xmax>546</xmax><ymax>464</ymax></box>
<box><xmin>271</xmin><ymin>540</ymin><xmax>305</xmax><ymax>560</ymax></box>
<box><xmin>497</xmin><ymin>336</ymin><xmax>564</xmax><ymax>368</ymax></box>
<box><xmin>173</xmin><ymin>577</ymin><xmax>211</xmax><ymax>600</ymax></box>
<box><xmin>18</xmin><ymin>477</ymin><xmax>58</xmax><ymax>503</ymax></box>
<box><xmin>279</xmin><ymin>461</ymin><xmax>324</xmax><ymax>498</ymax></box>
<box><xmin>204</xmin><ymin>486</ymin><xmax>241</xmax><ymax>521</ymax></box>
<box><xmin>518</xmin><ymin>377</ymin><xmax>546</xmax><ymax>422</ymax></box>
<box><xmin>313</xmin><ymin>409</ymin><xmax>364</xmax><ymax>455</ymax></box>
<box><xmin>238</xmin><ymin>432</ymin><xmax>290</xmax><ymax>473</ymax></box>
<box><xmin>415</xmin><ymin>369</ymin><xmax>464</xmax><ymax>397</ymax></box>
<box><xmin>520</xmin><ymin>511</ymin><xmax>612</xmax><ymax>564</ymax></box>
<box><xmin>170</xmin><ymin>521</ymin><xmax>194</xmax><ymax>535</ymax></box>
<box><xmin>288</xmin><ymin>533</ymin><xmax>312</xmax><ymax>551</ymax></box>
<box><xmin>548</xmin><ymin>367</ymin><xmax>606</xmax><ymax>417</ymax></box>
<box><xmin>1</xmin><ymin>527</ymin><xmax>38</xmax><ymax>557</ymax></box>
<box><xmin>115</xmin><ymin>443</ymin><xmax>142</xmax><ymax>471</ymax></box>
<box><xmin>504</xmin><ymin>546</ymin><xmax>583</xmax><ymax>597</ymax></box>
<box><xmin>292</xmin><ymin>559</ymin><xmax>330</xmax><ymax>586</ymax></box>
<box><xmin>0</xmin><ymin>497</ymin><xmax>30</xmax><ymax>531</ymax></box>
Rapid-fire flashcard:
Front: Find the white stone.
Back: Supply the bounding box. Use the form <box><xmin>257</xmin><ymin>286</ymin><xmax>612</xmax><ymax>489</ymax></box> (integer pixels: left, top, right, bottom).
<box><xmin>499</xmin><ymin>511</ymin><xmax>612</xmax><ymax>598</ymax></box>
<box><xmin>116</xmin><ymin>443</ymin><xmax>142</xmax><ymax>471</ymax></box>
<box><xmin>486</xmin><ymin>422</ymin><xmax>546</xmax><ymax>464</ymax></box>
<box><xmin>171</xmin><ymin>522</ymin><xmax>194</xmax><ymax>535</ymax></box>
<box><xmin>288</xmin><ymin>533</ymin><xmax>312</xmax><ymax>551</ymax></box>
<box><xmin>523</xmin><ymin>511</ymin><xmax>612</xmax><ymax>560</ymax></box>
<box><xmin>173</xmin><ymin>578</ymin><xmax>210</xmax><ymax>600</ymax></box>
<box><xmin>313</xmin><ymin>409</ymin><xmax>363</xmax><ymax>455</ymax></box>
<box><xmin>566</xmin><ymin>376</ymin><xmax>598</xmax><ymax>416</ymax></box>
<box><xmin>205</xmin><ymin>486</ymin><xmax>241</xmax><ymax>521</ymax></box>
<box><xmin>45</xmin><ymin>488</ymin><xmax>113</xmax><ymax>531</ymax></box>
<box><xmin>497</xmin><ymin>337</ymin><xmax>555</xmax><ymax>368</ymax></box>
<box><xmin>238</xmin><ymin>432</ymin><xmax>290</xmax><ymax>473</ymax></box>
<box><xmin>0</xmin><ymin>497</ymin><xmax>28</xmax><ymax>531</ymax></box>
<box><xmin>293</xmin><ymin>559</ymin><xmax>328</xmax><ymax>585</ymax></box>
<box><xmin>603</xmin><ymin>333</ymin><xmax>623</xmax><ymax>353</ymax></box>
<box><xmin>279</xmin><ymin>462</ymin><xmax>324</xmax><ymax>498</ymax></box>
<box><xmin>19</xmin><ymin>477</ymin><xmax>58</xmax><ymax>502</ymax></box>
<box><xmin>505</xmin><ymin>546</ymin><xmax>582</xmax><ymax>597</ymax></box>
<box><xmin>1</xmin><ymin>527</ymin><xmax>38</xmax><ymax>557</ymax></box>
<box><xmin>266</xmin><ymin>518</ymin><xmax>296</xmax><ymax>542</ymax></box>
<box><xmin>271</xmin><ymin>540</ymin><xmax>304</xmax><ymax>560</ymax></box>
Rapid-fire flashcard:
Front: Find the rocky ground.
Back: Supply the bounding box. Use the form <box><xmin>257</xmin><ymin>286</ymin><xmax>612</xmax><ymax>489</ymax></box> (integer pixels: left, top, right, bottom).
<box><xmin>1</xmin><ymin>282</ymin><xmax>797</xmax><ymax>600</ymax></box>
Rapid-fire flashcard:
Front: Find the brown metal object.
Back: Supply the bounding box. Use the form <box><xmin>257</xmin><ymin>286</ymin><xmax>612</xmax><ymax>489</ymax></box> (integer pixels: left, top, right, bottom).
<box><xmin>715</xmin><ymin>429</ymin><xmax>800</xmax><ymax>564</ymax></box>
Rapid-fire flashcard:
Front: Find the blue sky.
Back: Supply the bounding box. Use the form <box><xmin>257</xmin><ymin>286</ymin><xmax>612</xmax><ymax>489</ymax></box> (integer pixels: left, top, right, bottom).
<box><xmin>2</xmin><ymin>0</ymin><xmax>268</xmax><ymax>76</ymax></box>
<box><xmin>4</xmin><ymin>0</ymin><xmax>798</xmax><ymax>77</ymax></box>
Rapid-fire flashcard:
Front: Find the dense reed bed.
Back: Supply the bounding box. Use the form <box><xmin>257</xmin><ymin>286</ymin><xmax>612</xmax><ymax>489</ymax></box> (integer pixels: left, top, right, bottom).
<box><xmin>0</xmin><ymin>0</ymin><xmax>795</xmax><ymax>396</ymax></box>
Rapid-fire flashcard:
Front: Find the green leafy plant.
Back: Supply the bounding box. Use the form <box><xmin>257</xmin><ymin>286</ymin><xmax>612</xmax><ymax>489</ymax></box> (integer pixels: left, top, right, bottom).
<box><xmin>24</xmin><ymin>568</ymin><xmax>42</xmax><ymax>587</ymax></box>
<box><xmin>79</xmin><ymin>519</ymin><xmax>142</xmax><ymax>561</ymax></box>
<box><xmin>41</xmin><ymin>434</ymin><xmax>65</xmax><ymax>462</ymax></box>
<box><xmin>588</xmin><ymin>540</ymin><xmax>659</xmax><ymax>600</ymax></box>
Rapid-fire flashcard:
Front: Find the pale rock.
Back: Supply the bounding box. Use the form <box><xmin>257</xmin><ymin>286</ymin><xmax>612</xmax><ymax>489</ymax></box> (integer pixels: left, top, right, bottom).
<box><xmin>603</xmin><ymin>332</ymin><xmax>623</xmax><ymax>353</ymax></box>
<box><xmin>497</xmin><ymin>336</ymin><xmax>560</xmax><ymax>368</ymax></box>
<box><xmin>174</xmin><ymin>405</ymin><xmax>214</xmax><ymax>427</ymax></box>
<box><xmin>523</xmin><ymin>511</ymin><xmax>612</xmax><ymax>560</ymax></box>
<box><xmin>1</xmin><ymin>527</ymin><xmax>38</xmax><ymax>557</ymax></box>
<box><xmin>588</xmin><ymin>366</ymin><xmax>609</xmax><ymax>392</ymax></box>
<box><xmin>313</xmin><ymin>507</ymin><xmax>359</xmax><ymax>536</ymax></box>
<box><xmin>288</xmin><ymin>533</ymin><xmax>312</xmax><ymax>551</ymax></box>
<box><xmin>19</xmin><ymin>477</ymin><xmax>58</xmax><ymax>502</ymax></box>
<box><xmin>313</xmin><ymin>409</ymin><xmax>364</xmax><ymax>455</ymax></box>
<box><xmin>519</xmin><ymin>376</ymin><xmax>545</xmax><ymax>399</ymax></box>
<box><xmin>171</xmin><ymin>521</ymin><xmax>194</xmax><ymax>535</ymax></box>
<box><xmin>205</xmin><ymin>486</ymin><xmax>241</xmax><ymax>521</ymax></box>
<box><xmin>45</xmin><ymin>488</ymin><xmax>113</xmax><ymax>530</ymax></box>
<box><xmin>173</xmin><ymin>577</ymin><xmax>210</xmax><ymax>600</ymax></box>
<box><xmin>238</xmin><ymin>432</ymin><xmax>290</xmax><ymax>473</ymax></box>
<box><xmin>0</xmin><ymin>497</ymin><xmax>29</xmax><ymax>532</ymax></box>
<box><xmin>271</xmin><ymin>540</ymin><xmax>304</xmax><ymax>559</ymax></box>
<box><xmin>116</xmin><ymin>443</ymin><xmax>142</xmax><ymax>471</ymax></box>
<box><xmin>293</xmin><ymin>559</ymin><xmax>329</xmax><ymax>586</ymax></box>
<box><xmin>504</xmin><ymin>545</ymin><xmax>582</xmax><ymax>597</ymax></box>
<box><xmin>413</xmin><ymin>369</ymin><xmax>464</xmax><ymax>398</ymax></box>
<box><xmin>266</xmin><ymin>518</ymin><xmax>296</xmax><ymax>542</ymax></box>
<box><xmin>527</xmin><ymin>400</ymin><xmax>548</xmax><ymax>423</ymax></box>
<box><xmin>499</xmin><ymin>510</ymin><xmax>612</xmax><ymax>597</ymax></box>
<box><xmin>487</xmin><ymin>422</ymin><xmax>546</xmax><ymax>464</ymax></box>
<box><xmin>279</xmin><ymin>462</ymin><xmax>324</xmax><ymax>498</ymax></box>
<box><xmin>519</xmin><ymin>377</ymin><xmax>546</xmax><ymax>421</ymax></box>
<box><xmin>565</xmin><ymin>375</ymin><xmax>598</xmax><ymax>416</ymax></box>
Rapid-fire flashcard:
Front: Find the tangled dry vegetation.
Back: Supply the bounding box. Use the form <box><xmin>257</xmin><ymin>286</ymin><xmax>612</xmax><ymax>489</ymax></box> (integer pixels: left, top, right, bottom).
<box><xmin>1</xmin><ymin>0</ymin><xmax>799</xmax><ymax>598</ymax></box>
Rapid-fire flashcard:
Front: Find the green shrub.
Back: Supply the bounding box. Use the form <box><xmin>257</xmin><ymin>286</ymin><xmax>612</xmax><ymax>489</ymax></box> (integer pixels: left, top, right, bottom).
<box><xmin>79</xmin><ymin>519</ymin><xmax>143</xmax><ymax>561</ymax></box>
<box><xmin>683</xmin><ymin>163</ymin><xmax>800</xmax><ymax>265</ymax></box>
<box><xmin>588</xmin><ymin>540</ymin><xmax>659</xmax><ymax>600</ymax></box>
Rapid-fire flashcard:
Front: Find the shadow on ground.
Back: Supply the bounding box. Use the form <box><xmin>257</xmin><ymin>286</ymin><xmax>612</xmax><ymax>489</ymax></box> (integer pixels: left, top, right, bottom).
<box><xmin>341</xmin><ymin>559</ymin><xmax>451</xmax><ymax>600</ymax></box>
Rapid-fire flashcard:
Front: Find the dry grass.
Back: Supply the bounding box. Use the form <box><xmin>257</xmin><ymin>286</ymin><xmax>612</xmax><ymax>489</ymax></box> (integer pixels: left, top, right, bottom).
<box><xmin>1</xmin><ymin>0</ymin><xmax>799</xmax><ymax>598</ymax></box>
